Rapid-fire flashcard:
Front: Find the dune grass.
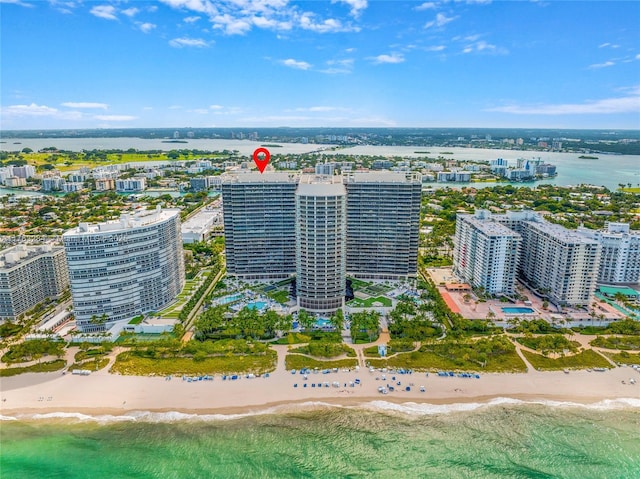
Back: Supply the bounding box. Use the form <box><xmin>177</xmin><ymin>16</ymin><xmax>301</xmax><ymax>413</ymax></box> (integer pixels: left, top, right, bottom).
<box><xmin>521</xmin><ymin>349</ymin><xmax>612</xmax><ymax>371</ymax></box>
<box><xmin>0</xmin><ymin>359</ymin><xmax>66</xmax><ymax>377</ymax></box>
<box><xmin>111</xmin><ymin>351</ymin><xmax>277</xmax><ymax>376</ymax></box>
<box><xmin>284</xmin><ymin>354</ymin><xmax>357</xmax><ymax>371</ymax></box>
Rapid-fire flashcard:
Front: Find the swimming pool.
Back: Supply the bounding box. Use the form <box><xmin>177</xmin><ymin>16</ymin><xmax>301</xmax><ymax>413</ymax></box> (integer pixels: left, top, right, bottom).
<box><xmin>315</xmin><ymin>318</ymin><xmax>331</xmax><ymax>328</ymax></box>
<box><xmin>501</xmin><ymin>307</ymin><xmax>535</xmax><ymax>314</ymax></box>
<box><xmin>218</xmin><ymin>293</ymin><xmax>243</xmax><ymax>305</ymax></box>
<box><xmin>247</xmin><ymin>301</ymin><xmax>267</xmax><ymax>311</ymax></box>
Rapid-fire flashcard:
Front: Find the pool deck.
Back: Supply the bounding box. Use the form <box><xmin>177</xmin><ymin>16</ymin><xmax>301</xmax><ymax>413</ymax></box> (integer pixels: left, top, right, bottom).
<box><xmin>426</xmin><ymin>267</ymin><xmax>628</xmax><ymax>324</ymax></box>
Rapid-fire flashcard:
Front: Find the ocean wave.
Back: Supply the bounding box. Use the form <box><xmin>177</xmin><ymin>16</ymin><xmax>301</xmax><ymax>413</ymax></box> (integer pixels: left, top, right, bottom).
<box><xmin>357</xmin><ymin>397</ymin><xmax>640</xmax><ymax>417</ymax></box>
<box><xmin>4</xmin><ymin>403</ymin><xmax>342</xmax><ymax>424</ymax></box>
<box><xmin>3</xmin><ymin>398</ymin><xmax>639</xmax><ymax>423</ymax></box>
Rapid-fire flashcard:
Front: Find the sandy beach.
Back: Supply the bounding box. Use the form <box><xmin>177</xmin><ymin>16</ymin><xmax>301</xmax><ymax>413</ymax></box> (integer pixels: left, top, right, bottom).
<box><xmin>2</xmin><ymin>360</ymin><xmax>639</xmax><ymax>419</ymax></box>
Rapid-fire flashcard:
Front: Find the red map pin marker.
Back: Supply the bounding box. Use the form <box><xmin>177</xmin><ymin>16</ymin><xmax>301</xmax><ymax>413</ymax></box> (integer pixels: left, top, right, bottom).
<box><xmin>252</xmin><ymin>147</ymin><xmax>271</xmax><ymax>173</ymax></box>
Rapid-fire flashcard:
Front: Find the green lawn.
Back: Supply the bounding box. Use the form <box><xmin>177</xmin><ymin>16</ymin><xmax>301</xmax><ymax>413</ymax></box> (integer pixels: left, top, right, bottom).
<box><xmin>347</xmin><ymin>296</ymin><xmax>392</xmax><ymax>308</ymax></box>
<box><xmin>521</xmin><ymin>349</ymin><xmax>612</xmax><ymax>370</ymax></box>
<box><xmin>267</xmin><ymin>289</ymin><xmax>291</xmax><ymax>304</ymax></box>
<box><xmin>274</xmin><ymin>333</ymin><xmax>311</xmax><ymax>344</ymax></box>
<box><xmin>285</xmin><ymin>354</ymin><xmax>358</xmax><ymax>370</ymax></box>
<box><xmin>111</xmin><ymin>350</ymin><xmax>277</xmax><ymax>375</ymax></box>
<box><xmin>128</xmin><ymin>315</ymin><xmax>144</xmax><ymax>325</ymax></box>
<box><xmin>349</xmin><ymin>278</ymin><xmax>372</xmax><ymax>289</ymax></box>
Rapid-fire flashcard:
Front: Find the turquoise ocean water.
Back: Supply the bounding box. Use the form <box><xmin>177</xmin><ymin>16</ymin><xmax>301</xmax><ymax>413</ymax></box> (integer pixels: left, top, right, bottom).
<box><xmin>2</xmin><ymin>400</ymin><xmax>639</xmax><ymax>479</ymax></box>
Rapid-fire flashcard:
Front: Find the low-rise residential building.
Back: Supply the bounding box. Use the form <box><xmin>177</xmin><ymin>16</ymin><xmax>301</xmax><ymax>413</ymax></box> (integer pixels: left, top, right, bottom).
<box><xmin>95</xmin><ymin>178</ymin><xmax>116</xmax><ymax>191</ymax></box>
<box><xmin>115</xmin><ymin>177</ymin><xmax>146</xmax><ymax>192</ymax></box>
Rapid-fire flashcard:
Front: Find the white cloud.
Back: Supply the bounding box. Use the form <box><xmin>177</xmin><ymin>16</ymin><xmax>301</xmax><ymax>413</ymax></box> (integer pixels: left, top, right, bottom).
<box><xmin>299</xmin><ymin>14</ymin><xmax>356</xmax><ymax>33</ymax></box>
<box><xmin>209</xmin><ymin>104</ymin><xmax>224</xmax><ymax>110</ymax></box>
<box><xmin>143</xmin><ymin>106</ymin><xmax>154</xmax><ymax>111</ymax></box>
<box><xmin>487</xmin><ymin>88</ymin><xmax>640</xmax><ymax>115</ymax></box>
<box><xmin>159</xmin><ymin>0</ymin><xmax>218</xmax><ymax>15</ymax></box>
<box><xmin>1</xmin><ymin>103</ymin><xmax>82</xmax><ymax>120</ymax></box>
<box><xmin>321</xmin><ymin>58</ymin><xmax>354</xmax><ymax>74</ymax></box>
<box><xmin>138</xmin><ymin>22</ymin><xmax>156</xmax><ymax>33</ymax></box>
<box><xmin>598</xmin><ymin>42</ymin><xmax>619</xmax><ymax>49</ymax></box>
<box><xmin>94</xmin><ymin>114</ymin><xmax>137</xmax><ymax>121</ymax></box>
<box><xmin>47</xmin><ymin>0</ymin><xmax>78</xmax><ymax>14</ymax></box>
<box><xmin>370</xmin><ymin>53</ymin><xmax>405</xmax><ymax>64</ymax></box>
<box><xmin>332</xmin><ymin>0</ymin><xmax>368</xmax><ymax>18</ymax></box>
<box><xmin>0</xmin><ymin>0</ymin><xmax>34</xmax><ymax>7</ymax></box>
<box><xmin>294</xmin><ymin>106</ymin><xmax>350</xmax><ymax>112</ymax></box>
<box><xmin>121</xmin><ymin>7</ymin><xmax>139</xmax><ymax>17</ymax></box>
<box><xmin>3</xmin><ymin>103</ymin><xmax>59</xmax><ymax>116</ymax></box>
<box><xmin>425</xmin><ymin>13</ymin><xmax>457</xmax><ymax>29</ymax></box>
<box><xmin>169</xmin><ymin>37</ymin><xmax>210</xmax><ymax>47</ymax></box>
<box><xmin>184</xmin><ymin>15</ymin><xmax>201</xmax><ymax>23</ymax></box>
<box><xmin>281</xmin><ymin>58</ymin><xmax>312</xmax><ymax>70</ymax></box>
<box><xmin>90</xmin><ymin>5</ymin><xmax>117</xmax><ymax>20</ymax></box>
<box><xmin>588</xmin><ymin>61</ymin><xmax>615</xmax><ymax>69</ymax></box>
<box><xmin>462</xmin><ymin>40</ymin><xmax>507</xmax><ymax>55</ymax></box>
<box><xmin>161</xmin><ymin>0</ymin><xmax>359</xmax><ymax>35</ymax></box>
<box><xmin>415</xmin><ymin>2</ymin><xmax>437</xmax><ymax>10</ymax></box>
<box><xmin>61</xmin><ymin>102</ymin><xmax>108</xmax><ymax>109</ymax></box>
<box><xmin>424</xmin><ymin>45</ymin><xmax>446</xmax><ymax>52</ymax></box>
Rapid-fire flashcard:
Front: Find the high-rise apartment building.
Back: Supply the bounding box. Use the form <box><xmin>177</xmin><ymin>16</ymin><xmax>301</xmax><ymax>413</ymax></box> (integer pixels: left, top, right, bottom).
<box><xmin>222</xmin><ymin>172</ymin><xmax>421</xmax><ymax>313</ymax></box>
<box><xmin>63</xmin><ymin>208</ymin><xmax>184</xmax><ymax>332</ymax></box>
<box><xmin>518</xmin><ymin>219</ymin><xmax>600</xmax><ymax>306</ymax></box>
<box><xmin>344</xmin><ymin>172</ymin><xmax>421</xmax><ymax>279</ymax></box>
<box><xmin>459</xmin><ymin>210</ymin><xmax>601</xmax><ymax>306</ymax></box>
<box><xmin>296</xmin><ymin>175</ymin><xmax>347</xmax><ymax>312</ymax></box>
<box><xmin>0</xmin><ymin>244</ymin><xmax>69</xmax><ymax>321</ymax></box>
<box><xmin>453</xmin><ymin>211</ymin><xmax>521</xmax><ymax>295</ymax></box>
<box><xmin>222</xmin><ymin>173</ymin><xmax>298</xmax><ymax>280</ymax></box>
<box><xmin>577</xmin><ymin>223</ymin><xmax>640</xmax><ymax>285</ymax></box>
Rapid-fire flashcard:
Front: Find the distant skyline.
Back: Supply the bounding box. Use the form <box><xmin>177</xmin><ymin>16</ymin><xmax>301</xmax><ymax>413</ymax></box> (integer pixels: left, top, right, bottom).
<box><xmin>1</xmin><ymin>0</ymin><xmax>639</xmax><ymax>130</ymax></box>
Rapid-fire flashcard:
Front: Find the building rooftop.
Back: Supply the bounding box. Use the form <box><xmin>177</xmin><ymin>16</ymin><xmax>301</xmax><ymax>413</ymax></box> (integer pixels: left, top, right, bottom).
<box><xmin>181</xmin><ymin>209</ymin><xmax>220</xmax><ymax>235</ymax></box>
<box><xmin>0</xmin><ymin>244</ymin><xmax>61</xmax><ymax>269</ymax></box>
<box><xmin>344</xmin><ymin>172</ymin><xmax>421</xmax><ymax>184</ymax></box>
<box><xmin>459</xmin><ymin>214</ymin><xmax>521</xmax><ymax>238</ymax></box>
<box><xmin>223</xmin><ymin>172</ymin><xmax>299</xmax><ymax>184</ymax></box>
<box><xmin>297</xmin><ymin>175</ymin><xmax>346</xmax><ymax>196</ymax></box>
<box><xmin>526</xmin><ymin>220</ymin><xmax>600</xmax><ymax>245</ymax></box>
<box><xmin>63</xmin><ymin>207</ymin><xmax>180</xmax><ymax>236</ymax></box>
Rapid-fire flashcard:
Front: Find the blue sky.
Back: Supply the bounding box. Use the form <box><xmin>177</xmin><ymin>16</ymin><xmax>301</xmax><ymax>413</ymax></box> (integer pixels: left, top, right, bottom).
<box><xmin>1</xmin><ymin>0</ymin><xmax>639</xmax><ymax>130</ymax></box>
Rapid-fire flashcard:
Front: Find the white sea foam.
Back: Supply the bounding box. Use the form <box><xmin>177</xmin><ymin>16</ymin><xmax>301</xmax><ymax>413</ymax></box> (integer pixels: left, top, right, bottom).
<box><xmin>3</xmin><ymin>398</ymin><xmax>639</xmax><ymax>423</ymax></box>
<box><xmin>357</xmin><ymin>397</ymin><xmax>640</xmax><ymax>417</ymax></box>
